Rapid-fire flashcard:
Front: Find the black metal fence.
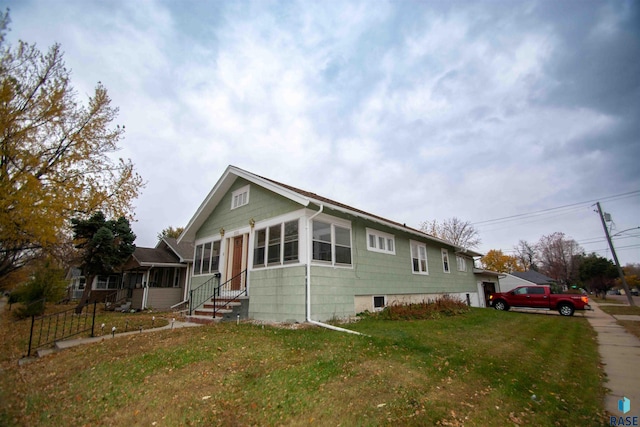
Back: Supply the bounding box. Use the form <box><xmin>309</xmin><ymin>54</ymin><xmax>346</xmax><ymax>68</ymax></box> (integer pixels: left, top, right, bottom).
<box><xmin>27</xmin><ymin>301</ymin><xmax>97</xmax><ymax>357</ymax></box>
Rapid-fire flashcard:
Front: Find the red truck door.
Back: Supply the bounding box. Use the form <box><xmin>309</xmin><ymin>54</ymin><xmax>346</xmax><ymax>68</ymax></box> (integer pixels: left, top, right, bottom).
<box><xmin>526</xmin><ymin>286</ymin><xmax>550</xmax><ymax>308</ymax></box>
<box><xmin>510</xmin><ymin>286</ymin><xmax>549</xmax><ymax>308</ymax></box>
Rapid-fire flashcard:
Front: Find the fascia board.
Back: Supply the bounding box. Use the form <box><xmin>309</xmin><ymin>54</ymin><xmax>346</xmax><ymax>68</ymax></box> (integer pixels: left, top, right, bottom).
<box><xmin>139</xmin><ymin>262</ymin><xmax>187</xmax><ymax>268</ymax></box>
<box><xmin>178</xmin><ymin>166</ymin><xmax>310</xmax><ymax>243</ymax></box>
<box><xmin>310</xmin><ymin>198</ymin><xmax>460</xmax><ymax>250</ymax></box>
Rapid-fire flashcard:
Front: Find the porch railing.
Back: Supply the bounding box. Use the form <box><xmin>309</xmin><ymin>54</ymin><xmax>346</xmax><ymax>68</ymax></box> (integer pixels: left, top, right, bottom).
<box><xmin>212</xmin><ymin>270</ymin><xmax>248</xmax><ymax>318</ymax></box>
<box><xmin>104</xmin><ymin>288</ymin><xmax>128</xmax><ymax>310</ymax></box>
<box><xmin>188</xmin><ymin>270</ymin><xmax>247</xmax><ymax>317</ymax></box>
<box><xmin>189</xmin><ymin>273</ymin><xmax>221</xmax><ymax>315</ymax></box>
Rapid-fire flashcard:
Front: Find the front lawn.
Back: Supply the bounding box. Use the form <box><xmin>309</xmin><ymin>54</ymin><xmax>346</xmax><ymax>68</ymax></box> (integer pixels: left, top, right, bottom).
<box><xmin>0</xmin><ymin>308</ymin><xmax>607</xmax><ymax>426</ymax></box>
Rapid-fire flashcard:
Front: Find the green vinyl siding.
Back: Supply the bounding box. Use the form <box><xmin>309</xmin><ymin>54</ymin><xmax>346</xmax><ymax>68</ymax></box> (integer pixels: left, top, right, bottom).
<box><xmin>196</xmin><ymin>178</ymin><xmax>303</xmax><ymax>241</ymax></box>
<box><xmin>248</xmin><ymin>266</ymin><xmax>307</xmax><ymax>322</ymax></box>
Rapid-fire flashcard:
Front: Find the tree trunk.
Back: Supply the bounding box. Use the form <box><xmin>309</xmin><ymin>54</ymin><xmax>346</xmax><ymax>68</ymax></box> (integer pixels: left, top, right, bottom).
<box><xmin>75</xmin><ymin>274</ymin><xmax>94</xmax><ymax>314</ymax></box>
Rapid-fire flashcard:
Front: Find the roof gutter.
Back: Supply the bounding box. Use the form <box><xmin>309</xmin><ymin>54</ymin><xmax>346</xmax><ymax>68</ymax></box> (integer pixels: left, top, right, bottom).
<box><xmin>306</xmin><ymin>204</ymin><xmax>364</xmax><ymax>336</ymax></box>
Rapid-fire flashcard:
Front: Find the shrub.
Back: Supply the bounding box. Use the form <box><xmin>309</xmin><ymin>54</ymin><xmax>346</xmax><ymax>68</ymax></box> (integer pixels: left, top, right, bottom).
<box><xmin>10</xmin><ymin>260</ymin><xmax>67</xmax><ymax>319</ymax></box>
<box><xmin>368</xmin><ymin>295</ymin><xmax>470</xmax><ymax>321</ymax></box>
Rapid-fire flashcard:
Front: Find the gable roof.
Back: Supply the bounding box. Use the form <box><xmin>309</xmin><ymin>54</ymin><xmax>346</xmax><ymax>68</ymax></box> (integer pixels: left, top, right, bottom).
<box><xmin>131</xmin><ymin>246</ymin><xmax>182</xmax><ymax>266</ymax></box>
<box><xmin>179</xmin><ymin>165</ymin><xmax>482</xmax><ymax>257</ymax></box>
<box><xmin>511</xmin><ymin>270</ymin><xmax>556</xmax><ymax>285</ymax></box>
<box><xmin>159</xmin><ymin>237</ymin><xmax>194</xmax><ymax>263</ymax></box>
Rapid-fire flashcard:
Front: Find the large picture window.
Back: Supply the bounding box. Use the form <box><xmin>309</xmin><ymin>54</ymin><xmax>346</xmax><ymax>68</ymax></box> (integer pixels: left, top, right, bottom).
<box><xmin>193</xmin><ymin>240</ymin><xmax>221</xmax><ymax>275</ymax></box>
<box><xmin>253</xmin><ymin>220</ymin><xmax>299</xmax><ymax>268</ymax></box>
<box><xmin>411</xmin><ymin>241</ymin><xmax>428</xmax><ymax>274</ymax></box>
<box><xmin>312</xmin><ymin>220</ymin><xmax>352</xmax><ymax>266</ymax></box>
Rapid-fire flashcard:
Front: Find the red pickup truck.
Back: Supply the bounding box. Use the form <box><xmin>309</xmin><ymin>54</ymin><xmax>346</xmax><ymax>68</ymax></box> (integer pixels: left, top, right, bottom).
<box><xmin>489</xmin><ymin>285</ymin><xmax>591</xmax><ymax>316</ymax></box>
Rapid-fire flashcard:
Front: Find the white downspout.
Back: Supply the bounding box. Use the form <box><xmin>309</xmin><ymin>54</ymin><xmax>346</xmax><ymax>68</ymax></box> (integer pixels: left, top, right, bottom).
<box><xmin>306</xmin><ymin>205</ymin><xmax>364</xmax><ymax>336</ymax></box>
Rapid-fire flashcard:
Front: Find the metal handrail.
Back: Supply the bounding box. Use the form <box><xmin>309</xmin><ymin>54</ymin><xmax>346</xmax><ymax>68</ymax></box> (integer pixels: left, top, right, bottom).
<box><xmin>189</xmin><ymin>273</ymin><xmax>221</xmax><ymax>315</ymax></box>
<box><xmin>27</xmin><ymin>301</ymin><xmax>97</xmax><ymax>357</ymax></box>
<box><xmin>188</xmin><ymin>270</ymin><xmax>248</xmax><ymax>318</ymax></box>
<box><xmin>212</xmin><ymin>270</ymin><xmax>247</xmax><ymax>318</ymax></box>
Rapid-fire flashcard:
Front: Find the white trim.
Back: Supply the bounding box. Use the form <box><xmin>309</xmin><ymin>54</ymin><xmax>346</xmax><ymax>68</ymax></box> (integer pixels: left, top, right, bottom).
<box><xmin>373</xmin><ymin>295</ymin><xmax>386</xmax><ymax>311</ymax></box>
<box><xmin>441</xmin><ymin>248</ymin><xmax>451</xmax><ymax>273</ymax></box>
<box><xmin>231</xmin><ymin>184</ymin><xmax>250</xmax><ymax>210</ymax></box>
<box><xmin>456</xmin><ymin>255</ymin><xmax>467</xmax><ymax>272</ymax></box>
<box><xmin>311</xmin><ymin>217</ymin><xmax>353</xmax><ymax>268</ymax></box>
<box><xmin>410</xmin><ymin>240</ymin><xmax>429</xmax><ymax>275</ymax></box>
<box><xmin>366</xmin><ymin>228</ymin><xmax>396</xmax><ymax>255</ymax></box>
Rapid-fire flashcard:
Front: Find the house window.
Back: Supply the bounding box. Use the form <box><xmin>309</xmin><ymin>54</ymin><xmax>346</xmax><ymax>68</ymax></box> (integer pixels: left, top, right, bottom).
<box><xmin>253</xmin><ymin>220</ymin><xmax>299</xmax><ymax>268</ymax></box>
<box><xmin>442</xmin><ymin>249</ymin><xmax>450</xmax><ymax>273</ymax></box>
<box><xmin>456</xmin><ymin>255</ymin><xmax>467</xmax><ymax>272</ymax></box>
<box><xmin>373</xmin><ymin>295</ymin><xmax>386</xmax><ymax>311</ymax></box>
<box><xmin>95</xmin><ymin>275</ymin><xmax>120</xmax><ymax>289</ymax></box>
<box><xmin>410</xmin><ymin>241</ymin><xmax>428</xmax><ymax>274</ymax></box>
<box><xmin>231</xmin><ymin>185</ymin><xmax>249</xmax><ymax>209</ymax></box>
<box><xmin>312</xmin><ymin>220</ymin><xmax>352</xmax><ymax>266</ymax></box>
<box><xmin>366</xmin><ymin>228</ymin><xmax>396</xmax><ymax>255</ymax></box>
<box><xmin>193</xmin><ymin>240</ymin><xmax>221</xmax><ymax>275</ymax></box>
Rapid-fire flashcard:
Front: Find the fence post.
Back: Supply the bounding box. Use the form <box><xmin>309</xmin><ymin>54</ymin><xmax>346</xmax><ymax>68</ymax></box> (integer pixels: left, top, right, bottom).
<box><xmin>90</xmin><ymin>301</ymin><xmax>97</xmax><ymax>337</ymax></box>
<box><xmin>27</xmin><ymin>315</ymin><xmax>35</xmax><ymax>357</ymax></box>
<box><xmin>189</xmin><ymin>289</ymin><xmax>193</xmax><ymax>316</ymax></box>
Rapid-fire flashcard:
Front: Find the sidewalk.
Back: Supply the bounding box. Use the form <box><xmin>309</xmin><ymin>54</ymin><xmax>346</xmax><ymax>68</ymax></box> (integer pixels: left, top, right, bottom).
<box><xmin>585</xmin><ymin>300</ymin><xmax>640</xmax><ymax>417</ymax></box>
<box><xmin>33</xmin><ymin>318</ymin><xmax>202</xmax><ymax>358</ymax></box>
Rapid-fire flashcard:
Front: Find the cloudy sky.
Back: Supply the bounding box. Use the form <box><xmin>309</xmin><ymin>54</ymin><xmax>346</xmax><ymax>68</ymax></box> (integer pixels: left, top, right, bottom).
<box><xmin>5</xmin><ymin>0</ymin><xmax>640</xmax><ymax>265</ymax></box>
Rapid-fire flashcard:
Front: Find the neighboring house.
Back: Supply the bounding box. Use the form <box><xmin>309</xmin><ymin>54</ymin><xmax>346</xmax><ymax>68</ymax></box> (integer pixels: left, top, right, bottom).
<box><xmin>499</xmin><ymin>270</ymin><xmax>556</xmax><ymax>293</ymax></box>
<box><xmin>67</xmin><ymin>237</ymin><xmax>194</xmax><ymax>310</ymax></box>
<box><xmin>178</xmin><ymin>165</ymin><xmax>493</xmax><ymax>323</ymax></box>
<box><xmin>66</xmin><ymin>267</ymin><xmax>86</xmax><ymax>300</ymax></box>
<box><xmin>121</xmin><ymin>237</ymin><xmax>194</xmax><ymax>310</ymax></box>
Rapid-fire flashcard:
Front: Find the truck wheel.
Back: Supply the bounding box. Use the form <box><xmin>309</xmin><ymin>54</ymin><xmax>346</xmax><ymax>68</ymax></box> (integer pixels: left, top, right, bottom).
<box><xmin>558</xmin><ymin>304</ymin><xmax>574</xmax><ymax>316</ymax></box>
<box><xmin>494</xmin><ymin>300</ymin><xmax>509</xmax><ymax>311</ymax></box>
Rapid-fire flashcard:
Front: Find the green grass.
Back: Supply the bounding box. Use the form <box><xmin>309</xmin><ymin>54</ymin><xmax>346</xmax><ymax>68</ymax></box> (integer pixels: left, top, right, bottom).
<box><xmin>599</xmin><ymin>305</ymin><xmax>640</xmax><ymax>316</ymax></box>
<box><xmin>0</xmin><ymin>308</ymin><xmax>608</xmax><ymax>426</ymax></box>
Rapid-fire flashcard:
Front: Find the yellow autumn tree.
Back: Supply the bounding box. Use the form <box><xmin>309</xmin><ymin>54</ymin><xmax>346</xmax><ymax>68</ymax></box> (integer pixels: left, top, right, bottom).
<box><xmin>480</xmin><ymin>249</ymin><xmax>523</xmax><ymax>273</ymax></box>
<box><xmin>0</xmin><ymin>11</ymin><xmax>143</xmax><ymax>283</ymax></box>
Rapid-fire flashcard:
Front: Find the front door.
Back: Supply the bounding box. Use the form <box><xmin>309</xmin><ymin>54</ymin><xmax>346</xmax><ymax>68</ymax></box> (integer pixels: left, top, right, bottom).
<box><xmin>483</xmin><ymin>282</ymin><xmax>496</xmax><ymax>307</ymax></box>
<box><xmin>231</xmin><ymin>236</ymin><xmax>244</xmax><ymax>291</ymax></box>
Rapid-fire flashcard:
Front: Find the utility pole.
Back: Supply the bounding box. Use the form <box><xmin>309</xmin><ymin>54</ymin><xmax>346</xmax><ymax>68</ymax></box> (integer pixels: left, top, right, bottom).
<box><xmin>596</xmin><ymin>202</ymin><xmax>635</xmax><ymax>306</ymax></box>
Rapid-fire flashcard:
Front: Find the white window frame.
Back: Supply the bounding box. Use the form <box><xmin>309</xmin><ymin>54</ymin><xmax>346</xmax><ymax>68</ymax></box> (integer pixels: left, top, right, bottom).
<box><xmin>94</xmin><ymin>275</ymin><xmax>119</xmax><ymax>290</ymax></box>
<box><xmin>410</xmin><ymin>240</ymin><xmax>429</xmax><ymax>275</ymax></box>
<box><xmin>441</xmin><ymin>249</ymin><xmax>450</xmax><ymax>273</ymax></box>
<box><xmin>456</xmin><ymin>255</ymin><xmax>467</xmax><ymax>272</ymax></box>
<box><xmin>193</xmin><ymin>240</ymin><xmax>222</xmax><ymax>276</ymax></box>
<box><xmin>253</xmin><ymin>219</ymin><xmax>300</xmax><ymax>268</ymax></box>
<box><xmin>373</xmin><ymin>295</ymin><xmax>386</xmax><ymax>311</ymax></box>
<box><xmin>366</xmin><ymin>228</ymin><xmax>396</xmax><ymax>255</ymax></box>
<box><xmin>312</xmin><ymin>218</ymin><xmax>352</xmax><ymax>267</ymax></box>
<box><xmin>231</xmin><ymin>185</ymin><xmax>250</xmax><ymax>210</ymax></box>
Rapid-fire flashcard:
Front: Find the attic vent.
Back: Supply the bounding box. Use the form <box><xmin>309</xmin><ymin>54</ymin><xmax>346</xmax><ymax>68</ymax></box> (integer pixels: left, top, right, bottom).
<box><xmin>231</xmin><ymin>185</ymin><xmax>250</xmax><ymax>209</ymax></box>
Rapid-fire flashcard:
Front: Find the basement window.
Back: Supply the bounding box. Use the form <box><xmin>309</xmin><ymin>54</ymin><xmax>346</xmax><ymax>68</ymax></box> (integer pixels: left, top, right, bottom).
<box><xmin>373</xmin><ymin>295</ymin><xmax>386</xmax><ymax>311</ymax></box>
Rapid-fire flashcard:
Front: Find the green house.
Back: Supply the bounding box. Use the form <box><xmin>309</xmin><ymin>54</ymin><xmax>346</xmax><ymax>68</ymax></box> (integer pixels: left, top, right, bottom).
<box><xmin>179</xmin><ymin>165</ymin><xmax>495</xmax><ymax>323</ymax></box>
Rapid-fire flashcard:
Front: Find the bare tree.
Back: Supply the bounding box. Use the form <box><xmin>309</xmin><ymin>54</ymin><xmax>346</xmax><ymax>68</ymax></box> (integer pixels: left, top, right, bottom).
<box><xmin>536</xmin><ymin>232</ymin><xmax>583</xmax><ymax>286</ymax></box>
<box><xmin>420</xmin><ymin>217</ymin><xmax>481</xmax><ymax>249</ymax></box>
<box><xmin>513</xmin><ymin>240</ymin><xmax>537</xmax><ymax>271</ymax></box>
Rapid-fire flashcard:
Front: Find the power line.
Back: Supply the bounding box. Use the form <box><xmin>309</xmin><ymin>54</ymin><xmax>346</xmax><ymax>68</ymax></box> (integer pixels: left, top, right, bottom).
<box><xmin>471</xmin><ymin>190</ymin><xmax>640</xmax><ymax>226</ymax></box>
